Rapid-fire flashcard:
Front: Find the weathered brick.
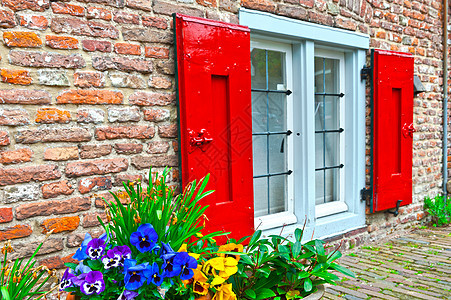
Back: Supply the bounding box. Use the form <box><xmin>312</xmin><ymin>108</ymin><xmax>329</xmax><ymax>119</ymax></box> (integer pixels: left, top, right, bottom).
<box><xmin>16</xmin><ymin>128</ymin><xmax>91</xmax><ymax>144</ymax></box>
<box><xmin>149</xmin><ymin>76</ymin><xmax>172</xmax><ymax>89</ymax></box>
<box><xmin>0</xmin><ymin>148</ymin><xmax>33</xmax><ymax>164</ymax></box>
<box><xmin>129</xmin><ymin>91</ymin><xmax>174</xmax><ymax>106</ymax></box>
<box><xmin>3</xmin><ymin>183</ymin><xmax>39</xmax><ymax>203</ymax></box>
<box><xmin>83</xmin><ymin>212</ymin><xmax>107</xmax><ymax>228</ymax></box>
<box><xmin>41</xmin><ymin>180</ymin><xmax>74</xmax><ymax>199</ymax></box>
<box><xmin>126</xmin><ymin>0</ymin><xmax>152</xmax><ymax>10</ymax></box>
<box><xmin>0</xmin><ymin>131</ymin><xmax>10</xmax><ymax>146</ymax></box>
<box><xmin>3</xmin><ymin>31</ymin><xmax>42</xmax><ymax>47</ymax></box>
<box><xmin>87</xmin><ymin>6</ymin><xmax>112</xmax><ymax>20</ymax></box>
<box><xmin>219</xmin><ymin>0</ymin><xmax>239</xmax><ymax>12</ymax></box>
<box><xmin>145</xmin><ymin>46</ymin><xmax>169</xmax><ymax>59</ymax></box>
<box><xmin>131</xmin><ymin>155</ymin><xmax>178</xmax><ymax>169</ymax></box>
<box><xmin>113</xmin><ymin>11</ymin><xmax>140</xmax><ymax>24</ymax></box>
<box><xmin>158</xmin><ymin>124</ymin><xmax>177</xmax><ymax>138</ymax></box>
<box><xmin>147</xmin><ymin>141</ymin><xmax>170</xmax><ymax>154</ymax></box>
<box><xmin>77</xmin><ymin>0</ymin><xmax>124</xmax><ymax>8</ymax></box>
<box><xmin>41</xmin><ymin>216</ymin><xmax>80</xmax><ymax>234</ymax></box>
<box><xmin>114</xmin><ymin>173</ymin><xmax>142</xmax><ymax>186</ymax></box>
<box><xmin>38</xmin><ymin>69</ymin><xmax>70</xmax><ymax>86</ymax></box>
<box><xmin>57</xmin><ymin>90</ymin><xmax>123</xmax><ymax>105</ymax></box>
<box><xmin>10</xmin><ymin>237</ymin><xmax>63</xmax><ymax>260</ymax></box>
<box><xmin>0</xmin><ymin>89</ymin><xmax>50</xmax><ymax>104</ymax></box>
<box><xmin>0</xmin><ymin>69</ymin><xmax>32</xmax><ymax>85</ymax></box>
<box><xmin>78</xmin><ymin>176</ymin><xmax>112</xmax><ymax>194</ymax></box>
<box><xmin>51</xmin><ymin>2</ymin><xmax>85</xmax><ymax>17</ymax></box>
<box><xmin>44</xmin><ymin>147</ymin><xmax>79</xmax><ymax>161</ymax></box>
<box><xmin>156</xmin><ymin>60</ymin><xmax>174</xmax><ymax>75</ymax></box>
<box><xmin>142</xmin><ymin>16</ymin><xmax>167</xmax><ymax>29</ymax></box>
<box><xmin>114</xmin><ymin>42</ymin><xmax>141</xmax><ymax>55</ymax></box>
<box><xmin>109</xmin><ymin>72</ymin><xmax>146</xmax><ymax>89</ymax></box>
<box><xmin>51</xmin><ymin>17</ymin><xmax>119</xmax><ymax>39</ymax></box>
<box><xmin>74</xmin><ymin>71</ymin><xmax>105</xmax><ymax>88</ymax></box>
<box><xmin>45</xmin><ymin>35</ymin><xmax>78</xmax><ymax>49</ymax></box>
<box><xmin>0</xmin><ymin>207</ymin><xmax>13</xmax><ymax>223</ymax></box>
<box><xmin>122</xmin><ymin>26</ymin><xmax>172</xmax><ymax>43</ymax></box>
<box><xmin>0</xmin><ymin>10</ymin><xmax>16</xmax><ymax>28</ymax></box>
<box><xmin>114</xmin><ymin>143</ymin><xmax>143</xmax><ymax>154</ymax></box>
<box><xmin>95</xmin><ymin>126</ymin><xmax>155</xmax><ymax>140</ymax></box>
<box><xmin>17</xmin><ymin>197</ymin><xmax>90</xmax><ymax>220</ymax></box>
<box><xmin>0</xmin><ymin>165</ymin><xmax>61</xmax><ymax>186</ymax></box>
<box><xmin>197</xmin><ymin>0</ymin><xmax>216</xmax><ymax>7</ymax></box>
<box><xmin>153</xmin><ymin>0</ymin><xmax>203</xmax><ymax>17</ymax></box>
<box><xmin>35</xmin><ymin>108</ymin><xmax>71</xmax><ymax>124</ymax></box>
<box><xmin>65</xmin><ymin>158</ymin><xmax>129</xmax><ymax>177</ymax></box>
<box><xmin>0</xmin><ymin>224</ymin><xmax>32</xmax><ymax>241</ymax></box>
<box><xmin>40</xmin><ymin>256</ymin><xmax>65</xmax><ymax>269</ymax></box>
<box><xmin>92</xmin><ymin>55</ymin><xmax>153</xmax><ymax>73</ymax></box>
<box><xmin>80</xmin><ymin>144</ymin><xmax>112</xmax><ymax>159</ymax></box>
<box><xmin>77</xmin><ymin>108</ymin><xmax>105</xmax><ymax>124</ymax></box>
<box><xmin>108</xmin><ymin>107</ymin><xmax>140</xmax><ymax>122</ymax></box>
<box><xmin>82</xmin><ymin>39</ymin><xmax>112</xmax><ymax>52</ymax></box>
<box><xmin>19</xmin><ymin>15</ymin><xmax>48</xmax><ymax>30</ymax></box>
<box><xmin>143</xmin><ymin>108</ymin><xmax>170</xmax><ymax>122</ymax></box>
<box><xmin>67</xmin><ymin>233</ymin><xmax>84</xmax><ymax>247</ymax></box>
<box><xmin>9</xmin><ymin>50</ymin><xmax>86</xmax><ymax>69</ymax></box>
<box><xmin>2</xmin><ymin>0</ymin><xmax>50</xmax><ymax>12</ymax></box>
<box><xmin>0</xmin><ymin>109</ymin><xmax>29</xmax><ymax>125</ymax></box>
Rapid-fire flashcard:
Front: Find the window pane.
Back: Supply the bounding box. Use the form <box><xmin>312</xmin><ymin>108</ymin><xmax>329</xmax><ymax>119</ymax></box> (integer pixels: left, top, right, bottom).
<box><xmin>325</xmin><ymin>169</ymin><xmax>339</xmax><ymax>203</ymax></box>
<box><xmin>269</xmin><ymin>175</ymin><xmax>286</xmax><ymax>214</ymax></box>
<box><xmin>252</xmin><ymin>91</ymin><xmax>267</xmax><ymax>132</ymax></box>
<box><xmin>324</xmin><ymin>133</ymin><xmax>340</xmax><ymax>166</ymax></box>
<box><xmin>254</xmin><ymin>177</ymin><xmax>268</xmax><ymax>217</ymax></box>
<box><xmin>314</xmin><ymin>58</ymin><xmax>324</xmax><ymax>93</ymax></box>
<box><xmin>325</xmin><ymin>97</ymin><xmax>339</xmax><ymax>130</ymax></box>
<box><xmin>315</xmin><ymin>133</ymin><xmax>324</xmax><ymax>169</ymax></box>
<box><xmin>325</xmin><ymin>59</ymin><xmax>340</xmax><ymax>94</ymax></box>
<box><xmin>268</xmin><ymin>50</ymin><xmax>286</xmax><ymax>90</ymax></box>
<box><xmin>253</xmin><ymin>135</ymin><xmax>267</xmax><ymax>176</ymax></box>
<box><xmin>268</xmin><ymin>135</ymin><xmax>286</xmax><ymax>173</ymax></box>
<box><xmin>268</xmin><ymin>92</ymin><xmax>286</xmax><ymax>132</ymax></box>
<box><xmin>315</xmin><ymin>170</ymin><xmax>325</xmax><ymax>205</ymax></box>
<box><xmin>251</xmin><ymin>48</ymin><xmax>267</xmax><ymax>90</ymax></box>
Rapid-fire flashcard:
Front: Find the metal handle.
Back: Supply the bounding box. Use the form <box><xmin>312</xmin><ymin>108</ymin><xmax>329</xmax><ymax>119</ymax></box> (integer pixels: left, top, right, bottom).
<box><xmin>188</xmin><ymin>129</ymin><xmax>213</xmax><ymax>149</ymax></box>
<box><xmin>402</xmin><ymin>123</ymin><xmax>416</xmax><ymax>138</ymax></box>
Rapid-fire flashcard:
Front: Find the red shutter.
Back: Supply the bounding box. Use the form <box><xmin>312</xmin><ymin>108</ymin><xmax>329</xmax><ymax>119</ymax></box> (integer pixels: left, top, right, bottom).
<box><xmin>174</xmin><ymin>14</ymin><xmax>254</xmax><ymax>240</ymax></box>
<box><xmin>373</xmin><ymin>49</ymin><xmax>414</xmax><ymax>212</ymax></box>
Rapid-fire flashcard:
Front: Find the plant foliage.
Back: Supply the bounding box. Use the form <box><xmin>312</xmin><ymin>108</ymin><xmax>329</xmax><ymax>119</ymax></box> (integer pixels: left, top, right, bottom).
<box><xmin>424</xmin><ymin>195</ymin><xmax>451</xmax><ymax>227</ymax></box>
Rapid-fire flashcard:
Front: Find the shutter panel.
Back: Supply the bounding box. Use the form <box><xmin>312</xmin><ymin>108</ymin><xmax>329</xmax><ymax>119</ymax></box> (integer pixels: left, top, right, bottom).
<box><xmin>174</xmin><ymin>14</ymin><xmax>254</xmax><ymax>240</ymax></box>
<box><xmin>372</xmin><ymin>49</ymin><xmax>414</xmax><ymax>212</ymax></box>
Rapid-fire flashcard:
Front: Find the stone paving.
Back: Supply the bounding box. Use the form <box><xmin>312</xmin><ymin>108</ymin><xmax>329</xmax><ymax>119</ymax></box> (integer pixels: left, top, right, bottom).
<box><xmin>324</xmin><ymin>225</ymin><xmax>451</xmax><ymax>300</ymax></box>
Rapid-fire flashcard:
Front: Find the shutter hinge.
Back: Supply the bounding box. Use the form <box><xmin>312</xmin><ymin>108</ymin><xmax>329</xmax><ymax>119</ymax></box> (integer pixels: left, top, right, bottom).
<box><xmin>361</xmin><ymin>65</ymin><xmax>372</xmax><ymax>81</ymax></box>
<box><xmin>360</xmin><ymin>188</ymin><xmax>372</xmax><ymax>205</ymax></box>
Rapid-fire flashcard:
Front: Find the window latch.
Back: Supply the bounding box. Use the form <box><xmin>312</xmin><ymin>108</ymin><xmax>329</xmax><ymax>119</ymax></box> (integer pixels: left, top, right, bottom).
<box><xmin>360</xmin><ymin>188</ymin><xmax>372</xmax><ymax>205</ymax></box>
<box><xmin>361</xmin><ymin>65</ymin><xmax>372</xmax><ymax>80</ymax></box>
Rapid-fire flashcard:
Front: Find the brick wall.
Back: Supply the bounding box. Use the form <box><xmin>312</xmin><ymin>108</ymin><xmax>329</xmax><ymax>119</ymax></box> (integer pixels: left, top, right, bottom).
<box><xmin>0</xmin><ymin>0</ymin><xmax>446</xmax><ymax>268</ymax></box>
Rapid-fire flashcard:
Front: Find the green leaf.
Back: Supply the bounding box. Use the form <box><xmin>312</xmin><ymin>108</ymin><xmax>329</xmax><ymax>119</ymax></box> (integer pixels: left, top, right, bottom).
<box><xmin>249</xmin><ymin>230</ymin><xmax>262</xmax><ymax>247</ymax></box>
<box><xmin>245</xmin><ymin>289</ymin><xmax>257</xmax><ymax>299</ymax></box>
<box><xmin>1</xmin><ymin>286</ymin><xmax>10</xmax><ymax>300</ymax></box>
<box><xmin>86</xmin><ymin>259</ymin><xmax>102</xmax><ymax>270</ymax></box>
<box><xmin>292</xmin><ymin>241</ymin><xmax>302</xmax><ymax>258</ymax></box>
<box><xmin>327</xmin><ymin>250</ymin><xmax>342</xmax><ymax>263</ymax></box>
<box><xmin>156</xmin><ymin>210</ymin><xmax>162</xmax><ymax>220</ymax></box>
<box><xmin>315</xmin><ymin>240</ymin><xmax>325</xmax><ymax>256</ymax></box>
<box><xmin>331</xmin><ymin>263</ymin><xmax>356</xmax><ymax>278</ymax></box>
<box><xmin>256</xmin><ymin>288</ymin><xmax>276</xmax><ymax>300</ymax></box>
<box><xmin>294</xmin><ymin>228</ymin><xmax>303</xmax><ymax>241</ymax></box>
<box><xmin>304</xmin><ymin>278</ymin><xmax>313</xmax><ymax>292</ymax></box>
<box><xmin>64</xmin><ymin>262</ymin><xmax>78</xmax><ymax>269</ymax></box>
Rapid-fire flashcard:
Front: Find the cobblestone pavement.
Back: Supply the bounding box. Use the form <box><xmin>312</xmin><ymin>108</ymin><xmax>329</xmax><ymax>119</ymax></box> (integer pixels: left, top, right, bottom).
<box><xmin>324</xmin><ymin>225</ymin><xmax>451</xmax><ymax>300</ymax></box>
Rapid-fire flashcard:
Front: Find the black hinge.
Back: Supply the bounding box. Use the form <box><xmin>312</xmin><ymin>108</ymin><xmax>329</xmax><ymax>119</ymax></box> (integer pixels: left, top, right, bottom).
<box><xmin>360</xmin><ymin>188</ymin><xmax>372</xmax><ymax>205</ymax></box>
<box><xmin>361</xmin><ymin>65</ymin><xmax>372</xmax><ymax>80</ymax></box>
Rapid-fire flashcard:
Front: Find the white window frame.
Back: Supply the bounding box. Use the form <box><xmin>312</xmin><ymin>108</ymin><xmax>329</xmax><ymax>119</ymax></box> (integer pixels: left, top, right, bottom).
<box><xmin>240</xmin><ymin>8</ymin><xmax>369</xmax><ymax>240</ymax></box>
<box><xmin>251</xmin><ymin>39</ymin><xmax>297</xmax><ymax>230</ymax></box>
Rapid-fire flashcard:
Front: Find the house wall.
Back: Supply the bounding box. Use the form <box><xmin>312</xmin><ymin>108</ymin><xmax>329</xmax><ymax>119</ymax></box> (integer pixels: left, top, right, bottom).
<box><xmin>0</xmin><ymin>0</ymin><xmax>445</xmax><ymax>267</ymax></box>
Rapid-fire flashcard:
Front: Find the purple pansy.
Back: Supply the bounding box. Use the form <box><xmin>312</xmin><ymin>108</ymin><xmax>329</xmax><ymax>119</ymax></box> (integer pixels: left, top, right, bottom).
<box><xmin>72</xmin><ymin>271</ymin><xmax>105</xmax><ymax>295</ymax></box>
<box><xmin>144</xmin><ymin>262</ymin><xmax>164</xmax><ymax>286</ymax></box>
<box><xmin>102</xmin><ymin>245</ymin><xmax>132</xmax><ymax>269</ymax></box>
<box><xmin>174</xmin><ymin>252</ymin><xmax>197</xmax><ymax>280</ymax></box>
<box><xmin>118</xmin><ymin>290</ymin><xmax>139</xmax><ymax>300</ymax></box>
<box><xmin>123</xmin><ymin>259</ymin><xmax>149</xmax><ymax>290</ymax></box>
<box><xmin>130</xmin><ymin>223</ymin><xmax>158</xmax><ymax>253</ymax></box>
<box><xmin>59</xmin><ymin>268</ymin><xmax>75</xmax><ymax>291</ymax></box>
<box><xmin>114</xmin><ymin>245</ymin><xmax>132</xmax><ymax>265</ymax></box>
<box><xmin>86</xmin><ymin>238</ymin><xmax>106</xmax><ymax>260</ymax></box>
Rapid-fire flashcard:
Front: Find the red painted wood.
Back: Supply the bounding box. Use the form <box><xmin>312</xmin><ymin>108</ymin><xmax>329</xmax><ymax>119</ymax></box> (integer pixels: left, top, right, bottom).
<box><xmin>175</xmin><ymin>14</ymin><xmax>254</xmax><ymax>240</ymax></box>
<box><xmin>373</xmin><ymin>49</ymin><xmax>414</xmax><ymax>212</ymax></box>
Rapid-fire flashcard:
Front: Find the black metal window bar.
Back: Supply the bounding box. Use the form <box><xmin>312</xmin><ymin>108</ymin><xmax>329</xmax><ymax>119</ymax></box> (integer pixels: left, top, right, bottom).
<box><xmin>315</xmin><ymin>57</ymin><xmax>344</xmax><ymax>204</ymax></box>
<box><xmin>252</xmin><ymin>49</ymin><xmax>292</xmax><ymax>216</ymax></box>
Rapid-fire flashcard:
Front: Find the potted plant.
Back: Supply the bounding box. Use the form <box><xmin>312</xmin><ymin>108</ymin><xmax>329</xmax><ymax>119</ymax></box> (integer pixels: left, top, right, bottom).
<box><xmin>60</xmin><ymin>168</ymin><xmax>353</xmax><ymax>299</ymax></box>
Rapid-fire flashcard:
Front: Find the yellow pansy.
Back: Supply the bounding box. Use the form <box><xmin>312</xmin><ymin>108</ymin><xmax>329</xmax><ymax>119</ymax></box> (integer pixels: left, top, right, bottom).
<box><xmin>192</xmin><ymin>267</ymin><xmax>210</xmax><ymax>295</ymax></box>
<box><xmin>212</xmin><ymin>284</ymin><xmax>237</xmax><ymax>300</ymax></box>
<box><xmin>203</xmin><ymin>257</ymin><xmax>238</xmax><ymax>280</ymax></box>
<box><xmin>218</xmin><ymin>243</ymin><xmax>243</xmax><ymax>261</ymax></box>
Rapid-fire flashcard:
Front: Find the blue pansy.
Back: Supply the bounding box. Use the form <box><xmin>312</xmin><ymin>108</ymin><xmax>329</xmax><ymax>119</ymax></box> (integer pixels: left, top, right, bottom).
<box><xmin>144</xmin><ymin>262</ymin><xmax>164</xmax><ymax>286</ymax></box>
<box><xmin>130</xmin><ymin>223</ymin><xmax>158</xmax><ymax>253</ymax></box>
<box><xmin>73</xmin><ymin>233</ymin><xmax>92</xmax><ymax>261</ymax></box>
<box><xmin>118</xmin><ymin>290</ymin><xmax>139</xmax><ymax>300</ymax></box>
<box><xmin>75</xmin><ymin>262</ymin><xmax>91</xmax><ymax>275</ymax></box>
<box><xmin>173</xmin><ymin>252</ymin><xmax>197</xmax><ymax>280</ymax></box>
<box><xmin>123</xmin><ymin>259</ymin><xmax>149</xmax><ymax>290</ymax></box>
